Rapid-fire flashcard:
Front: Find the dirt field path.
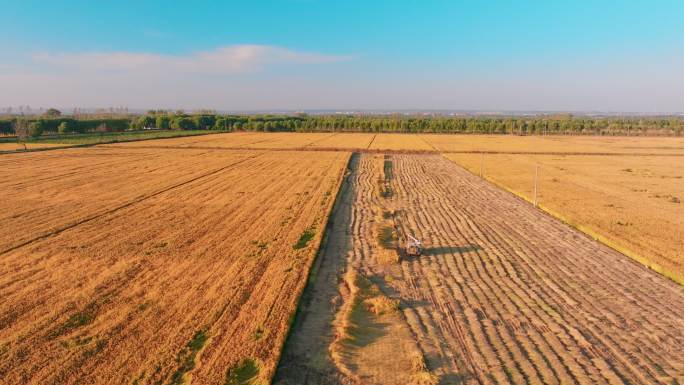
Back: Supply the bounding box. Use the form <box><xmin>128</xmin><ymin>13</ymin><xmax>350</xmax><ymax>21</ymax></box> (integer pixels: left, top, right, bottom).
<box><xmin>277</xmin><ymin>153</ymin><xmax>684</xmax><ymax>385</ymax></box>
<box><xmin>274</xmin><ymin>154</ymin><xmax>359</xmax><ymax>385</ymax></box>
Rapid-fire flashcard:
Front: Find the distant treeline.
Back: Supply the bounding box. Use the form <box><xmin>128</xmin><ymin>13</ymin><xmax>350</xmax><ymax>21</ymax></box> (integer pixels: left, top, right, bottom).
<box><xmin>0</xmin><ymin>118</ymin><xmax>130</xmax><ymax>136</ymax></box>
<box><xmin>2</xmin><ymin>112</ymin><xmax>683</xmax><ymax>137</ymax></box>
<box><xmin>124</xmin><ymin>113</ymin><xmax>684</xmax><ymax>136</ymax></box>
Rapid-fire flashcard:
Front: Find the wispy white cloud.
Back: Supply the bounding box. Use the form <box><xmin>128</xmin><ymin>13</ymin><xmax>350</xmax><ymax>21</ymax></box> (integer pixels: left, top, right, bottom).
<box><xmin>3</xmin><ymin>45</ymin><xmax>682</xmax><ymax>112</ymax></box>
<box><xmin>32</xmin><ymin>44</ymin><xmax>351</xmax><ymax>75</ymax></box>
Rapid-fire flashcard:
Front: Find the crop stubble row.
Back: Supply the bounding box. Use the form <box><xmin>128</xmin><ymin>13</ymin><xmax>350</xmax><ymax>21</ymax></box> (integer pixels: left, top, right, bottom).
<box><xmin>288</xmin><ymin>153</ymin><xmax>684</xmax><ymax>384</ymax></box>
<box><xmin>445</xmin><ymin>153</ymin><xmax>684</xmax><ymax>284</ymax></box>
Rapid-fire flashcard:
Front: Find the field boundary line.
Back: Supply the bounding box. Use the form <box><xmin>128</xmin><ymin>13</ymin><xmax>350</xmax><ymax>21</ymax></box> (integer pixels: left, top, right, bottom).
<box><xmin>0</xmin><ymin>153</ymin><xmax>264</xmax><ymax>256</ymax></box>
<box><xmin>419</xmin><ymin>134</ymin><xmax>440</xmax><ymax>152</ymax></box>
<box><xmin>442</xmin><ymin>154</ymin><xmax>684</xmax><ymax>287</ymax></box>
<box><xmin>366</xmin><ymin>133</ymin><xmax>377</xmax><ymax>149</ymax></box>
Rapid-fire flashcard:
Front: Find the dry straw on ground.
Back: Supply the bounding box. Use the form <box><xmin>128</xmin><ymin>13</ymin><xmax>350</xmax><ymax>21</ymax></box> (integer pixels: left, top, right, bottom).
<box><xmin>446</xmin><ymin>152</ymin><xmax>684</xmax><ymax>284</ymax></box>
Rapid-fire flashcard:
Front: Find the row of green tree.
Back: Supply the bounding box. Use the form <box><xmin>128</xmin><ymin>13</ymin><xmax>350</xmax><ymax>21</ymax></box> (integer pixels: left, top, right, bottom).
<box><xmin>133</xmin><ymin>114</ymin><xmax>684</xmax><ymax>135</ymax></box>
<box><xmin>2</xmin><ymin>114</ymin><xmax>684</xmax><ymax>136</ymax></box>
<box><xmin>130</xmin><ymin>114</ymin><xmax>305</xmax><ymax>131</ymax></box>
<box><xmin>0</xmin><ymin>118</ymin><xmax>130</xmax><ymax>136</ymax></box>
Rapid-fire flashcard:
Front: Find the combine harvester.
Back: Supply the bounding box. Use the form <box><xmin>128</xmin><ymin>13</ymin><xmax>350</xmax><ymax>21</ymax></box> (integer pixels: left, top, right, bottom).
<box><xmin>405</xmin><ymin>234</ymin><xmax>423</xmax><ymax>257</ymax></box>
<box><xmin>392</xmin><ymin>209</ymin><xmax>423</xmax><ymax>259</ymax></box>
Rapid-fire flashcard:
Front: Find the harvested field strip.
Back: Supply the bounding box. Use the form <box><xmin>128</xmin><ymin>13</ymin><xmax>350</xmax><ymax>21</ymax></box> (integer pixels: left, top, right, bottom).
<box><xmin>277</xmin><ymin>154</ymin><xmax>434</xmax><ymax>385</ymax></box>
<box><xmin>445</xmin><ymin>153</ymin><xmax>684</xmax><ymax>285</ymax></box>
<box><xmin>0</xmin><ymin>150</ymin><xmax>350</xmax><ymax>385</ymax></box>
<box><xmin>386</xmin><ymin>155</ymin><xmax>684</xmax><ymax>384</ymax></box>
<box><xmin>278</xmin><ymin>153</ymin><xmax>684</xmax><ymax>385</ymax></box>
<box><xmin>0</xmin><ymin>148</ymin><xmax>257</xmax><ymax>252</ymax></box>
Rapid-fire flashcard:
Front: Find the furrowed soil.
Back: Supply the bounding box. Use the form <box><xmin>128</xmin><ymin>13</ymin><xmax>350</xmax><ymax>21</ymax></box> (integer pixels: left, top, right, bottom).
<box><xmin>276</xmin><ymin>153</ymin><xmax>684</xmax><ymax>385</ymax></box>
<box><xmin>0</xmin><ymin>148</ymin><xmax>349</xmax><ymax>385</ymax></box>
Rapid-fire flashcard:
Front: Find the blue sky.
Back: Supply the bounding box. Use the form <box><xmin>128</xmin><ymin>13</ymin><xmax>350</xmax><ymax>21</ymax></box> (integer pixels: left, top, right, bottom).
<box><xmin>1</xmin><ymin>0</ymin><xmax>683</xmax><ymax>112</ymax></box>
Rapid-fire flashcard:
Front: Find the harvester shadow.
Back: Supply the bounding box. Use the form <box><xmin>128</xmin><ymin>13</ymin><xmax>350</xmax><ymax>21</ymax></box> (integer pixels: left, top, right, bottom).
<box><xmin>421</xmin><ymin>244</ymin><xmax>482</xmax><ymax>257</ymax></box>
<box><xmin>438</xmin><ymin>372</ymin><xmax>469</xmax><ymax>385</ymax></box>
<box><xmin>397</xmin><ymin>244</ymin><xmax>482</xmax><ymax>263</ymax></box>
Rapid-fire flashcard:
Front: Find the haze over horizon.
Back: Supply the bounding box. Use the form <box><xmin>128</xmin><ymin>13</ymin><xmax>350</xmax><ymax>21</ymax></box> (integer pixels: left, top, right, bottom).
<box><xmin>2</xmin><ymin>1</ymin><xmax>683</xmax><ymax>113</ymax></box>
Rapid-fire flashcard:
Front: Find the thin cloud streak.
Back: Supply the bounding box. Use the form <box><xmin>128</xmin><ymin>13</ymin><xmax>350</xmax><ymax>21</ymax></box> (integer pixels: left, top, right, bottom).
<box><xmin>32</xmin><ymin>44</ymin><xmax>352</xmax><ymax>74</ymax></box>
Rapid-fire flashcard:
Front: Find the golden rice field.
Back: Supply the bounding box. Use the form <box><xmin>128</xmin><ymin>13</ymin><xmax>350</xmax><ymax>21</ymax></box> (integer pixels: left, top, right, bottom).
<box><xmin>0</xmin><ymin>146</ymin><xmax>349</xmax><ymax>385</ymax></box>
<box><xmin>277</xmin><ymin>153</ymin><xmax>684</xmax><ymax>385</ymax></box>
<box><xmin>423</xmin><ymin>134</ymin><xmax>684</xmax><ymax>154</ymax></box>
<box><xmin>2</xmin><ymin>132</ymin><xmax>684</xmax><ymax>385</ymax></box>
<box><xmin>106</xmin><ymin>132</ymin><xmax>684</xmax><ymax>284</ymax></box>
<box><xmin>106</xmin><ymin>132</ymin><xmax>684</xmax><ymax>155</ymax></box>
<box><xmin>0</xmin><ymin>142</ymin><xmax>65</xmax><ymax>151</ymax></box>
<box><xmin>109</xmin><ymin>132</ymin><xmax>434</xmax><ymax>152</ymax></box>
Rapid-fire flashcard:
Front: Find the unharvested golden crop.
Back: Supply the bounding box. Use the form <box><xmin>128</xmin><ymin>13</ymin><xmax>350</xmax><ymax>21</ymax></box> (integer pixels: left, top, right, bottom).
<box><xmin>104</xmin><ymin>131</ymin><xmax>291</xmax><ymax>149</ymax></box>
<box><xmin>0</xmin><ymin>148</ymin><xmax>254</xmax><ymax>253</ymax></box>
<box><xmin>423</xmin><ymin>133</ymin><xmax>684</xmax><ymax>154</ymax></box>
<box><xmin>0</xmin><ymin>142</ymin><xmax>65</xmax><ymax>151</ymax></box>
<box><xmin>110</xmin><ymin>132</ymin><xmax>438</xmax><ymax>152</ymax></box>
<box><xmin>368</xmin><ymin>134</ymin><xmax>434</xmax><ymax>152</ymax></box>
<box><xmin>307</xmin><ymin>132</ymin><xmax>375</xmax><ymax>149</ymax></box>
<box><xmin>446</xmin><ymin>152</ymin><xmax>684</xmax><ymax>284</ymax></box>
<box><xmin>0</xmin><ymin>148</ymin><xmax>349</xmax><ymax>385</ymax></box>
